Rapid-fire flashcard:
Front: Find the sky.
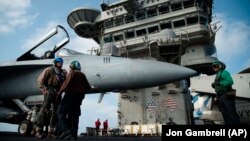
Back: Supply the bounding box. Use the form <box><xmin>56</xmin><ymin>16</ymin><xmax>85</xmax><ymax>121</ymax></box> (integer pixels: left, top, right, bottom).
<box><xmin>0</xmin><ymin>0</ymin><xmax>250</xmax><ymax>134</ymax></box>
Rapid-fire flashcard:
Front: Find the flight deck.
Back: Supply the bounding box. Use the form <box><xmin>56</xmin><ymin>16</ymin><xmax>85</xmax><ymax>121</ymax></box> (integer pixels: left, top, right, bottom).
<box><xmin>0</xmin><ymin>132</ymin><xmax>161</xmax><ymax>141</ymax></box>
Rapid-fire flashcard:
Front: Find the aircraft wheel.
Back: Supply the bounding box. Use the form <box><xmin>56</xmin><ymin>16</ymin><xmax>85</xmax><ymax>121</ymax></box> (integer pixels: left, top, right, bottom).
<box><xmin>18</xmin><ymin>120</ymin><xmax>32</xmax><ymax>136</ymax></box>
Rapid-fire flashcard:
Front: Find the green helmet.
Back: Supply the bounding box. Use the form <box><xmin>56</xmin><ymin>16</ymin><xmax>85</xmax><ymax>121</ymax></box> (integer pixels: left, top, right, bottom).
<box><xmin>212</xmin><ymin>60</ymin><xmax>226</xmax><ymax>70</ymax></box>
<box><xmin>70</xmin><ymin>61</ymin><xmax>81</xmax><ymax>70</ymax></box>
<box><xmin>212</xmin><ymin>60</ymin><xmax>220</xmax><ymax>66</ymax></box>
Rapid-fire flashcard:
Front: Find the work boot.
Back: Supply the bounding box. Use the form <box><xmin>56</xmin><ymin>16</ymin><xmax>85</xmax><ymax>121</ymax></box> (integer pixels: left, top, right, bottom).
<box><xmin>35</xmin><ymin>131</ymin><xmax>44</xmax><ymax>139</ymax></box>
<box><xmin>47</xmin><ymin>127</ymin><xmax>57</xmax><ymax>139</ymax></box>
<box><xmin>46</xmin><ymin>132</ymin><xmax>52</xmax><ymax>139</ymax></box>
<box><xmin>30</xmin><ymin>129</ymin><xmax>36</xmax><ymax>137</ymax></box>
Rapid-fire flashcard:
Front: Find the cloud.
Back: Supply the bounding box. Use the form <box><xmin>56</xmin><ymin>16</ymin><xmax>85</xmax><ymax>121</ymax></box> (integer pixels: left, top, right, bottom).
<box><xmin>0</xmin><ymin>0</ymin><xmax>37</xmax><ymax>34</ymax></box>
<box><xmin>212</xmin><ymin>13</ymin><xmax>250</xmax><ymax>73</ymax></box>
<box><xmin>67</xmin><ymin>36</ymin><xmax>99</xmax><ymax>54</ymax></box>
<box><xmin>214</xmin><ymin>13</ymin><xmax>250</xmax><ymax>62</ymax></box>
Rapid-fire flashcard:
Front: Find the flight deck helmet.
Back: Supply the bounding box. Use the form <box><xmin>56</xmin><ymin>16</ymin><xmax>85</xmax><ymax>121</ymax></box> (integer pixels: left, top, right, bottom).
<box><xmin>212</xmin><ymin>60</ymin><xmax>226</xmax><ymax>70</ymax></box>
<box><xmin>70</xmin><ymin>61</ymin><xmax>81</xmax><ymax>70</ymax></box>
<box><xmin>54</xmin><ymin>57</ymin><xmax>63</xmax><ymax>65</ymax></box>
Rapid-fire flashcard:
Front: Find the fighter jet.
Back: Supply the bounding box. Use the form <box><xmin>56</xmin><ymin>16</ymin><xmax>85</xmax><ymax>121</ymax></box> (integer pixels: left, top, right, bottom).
<box><xmin>0</xmin><ymin>51</ymin><xmax>198</xmax><ymax>99</ymax></box>
<box><xmin>0</xmin><ymin>25</ymin><xmax>197</xmax><ymax>134</ymax></box>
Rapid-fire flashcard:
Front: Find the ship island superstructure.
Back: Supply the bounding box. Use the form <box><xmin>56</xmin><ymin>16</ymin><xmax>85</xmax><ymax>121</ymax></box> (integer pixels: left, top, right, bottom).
<box><xmin>67</xmin><ymin>0</ymin><xmax>217</xmax><ymax>135</ymax></box>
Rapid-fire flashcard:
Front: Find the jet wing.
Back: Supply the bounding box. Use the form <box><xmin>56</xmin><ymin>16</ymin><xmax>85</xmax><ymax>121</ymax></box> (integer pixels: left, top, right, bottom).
<box><xmin>0</xmin><ymin>61</ymin><xmax>52</xmax><ymax>100</ymax></box>
<box><xmin>0</xmin><ymin>64</ymin><xmax>51</xmax><ymax>77</ymax></box>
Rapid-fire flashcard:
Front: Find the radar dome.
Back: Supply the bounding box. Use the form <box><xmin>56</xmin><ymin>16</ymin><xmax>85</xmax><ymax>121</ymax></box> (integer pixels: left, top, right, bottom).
<box><xmin>158</xmin><ymin>29</ymin><xmax>176</xmax><ymax>41</ymax></box>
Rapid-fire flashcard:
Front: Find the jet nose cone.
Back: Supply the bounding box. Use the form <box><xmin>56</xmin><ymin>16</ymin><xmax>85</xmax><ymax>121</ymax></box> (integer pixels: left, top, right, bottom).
<box><xmin>168</xmin><ymin>64</ymin><xmax>198</xmax><ymax>78</ymax></box>
<box><xmin>131</xmin><ymin>59</ymin><xmax>197</xmax><ymax>88</ymax></box>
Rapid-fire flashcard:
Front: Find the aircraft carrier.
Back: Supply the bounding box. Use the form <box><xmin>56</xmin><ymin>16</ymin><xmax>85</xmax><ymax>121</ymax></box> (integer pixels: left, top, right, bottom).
<box><xmin>66</xmin><ymin>0</ymin><xmax>217</xmax><ymax>135</ymax></box>
<box><xmin>1</xmin><ymin>0</ymin><xmax>249</xmax><ymax>139</ymax></box>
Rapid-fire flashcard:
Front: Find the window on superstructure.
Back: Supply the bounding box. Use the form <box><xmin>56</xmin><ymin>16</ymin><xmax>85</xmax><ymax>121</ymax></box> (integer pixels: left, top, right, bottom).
<box><xmin>183</xmin><ymin>0</ymin><xmax>195</xmax><ymax>9</ymax></box>
<box><xmin>187</xmin><ymin>16</ymin><xmax>198</xmax><ymax>25</ymax></box>
<box><xmin>125</xmin><ymin>31</ymin><xmax>135</xmax><ymax>39</ymax></box>
<box><xmin>196</xmin><ymin>0</ymin><xmax>203</xmax><ymax>8</ymax></box>
<box><xmin>196</xmin><ymin>0</ymin><xmax>209</xmax><ymax>13</ymax></box>
<box><xmin>114</xmin><ymin>34</ymin><xmax>124</xmax><ymax>41</ymax></box>
<box><xmin>171</xmin><ymin>2</ymin><xmax>182</xmax><ymax>12</ymax></box>
<box><xmin>200</xmin><ymin>16</ymin><xmax>208</xmax><ymax>26</ymax></box>
<box><xmin>202</xmin><ymin>6</ymin><xmax>209</xmax><ymax>13</ymax></box>
<box><xmin>147</xmin><ymin>8</ymin><xmax>157</xmax><ymax>18</ymax></box>
<box><xmin>114</xmin><ymin>16</ymin><xmax>124</xmax><ymax>26</ymax></box>
<box><xmin>125</xmin><ymin>15</ymin><xmax>135</xmax><ymax>23</ymax></box>
<box><xmin>104</xmin><ymin>35</ymin><xmax>113</xmax><ymax>43</ymax></box>
<box><xmin>160</xmin><ymin>22</ymin><xmax>172</xmax><ymax>30</ymax></box>
<box><xmin>136</xmin><ymin>11</ymin><xmax>146</xmax><ymax>20</ymax></box>
<box><xmin>136</xmin><ymin>29</ymin><xmax>147</xmax><ymax>37</ymax></box>
<box><xmin>104</xmin><ymin>19</ymin><xmax>113</xmax><ymax>29</ymax></box>
<box><xmin>159</xmin><ymin>4</ymin><xmax>169</xmax><ymax>14</ymax></box>
<box><xmin>173</xmin><ymin>19</ymin><xmax>185</xmax><ymax>28</ymax></box>
<box><xmin>148</xmin><ymin>26</ymin><xmax>159</xmax><ymax>34</ymax></box>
